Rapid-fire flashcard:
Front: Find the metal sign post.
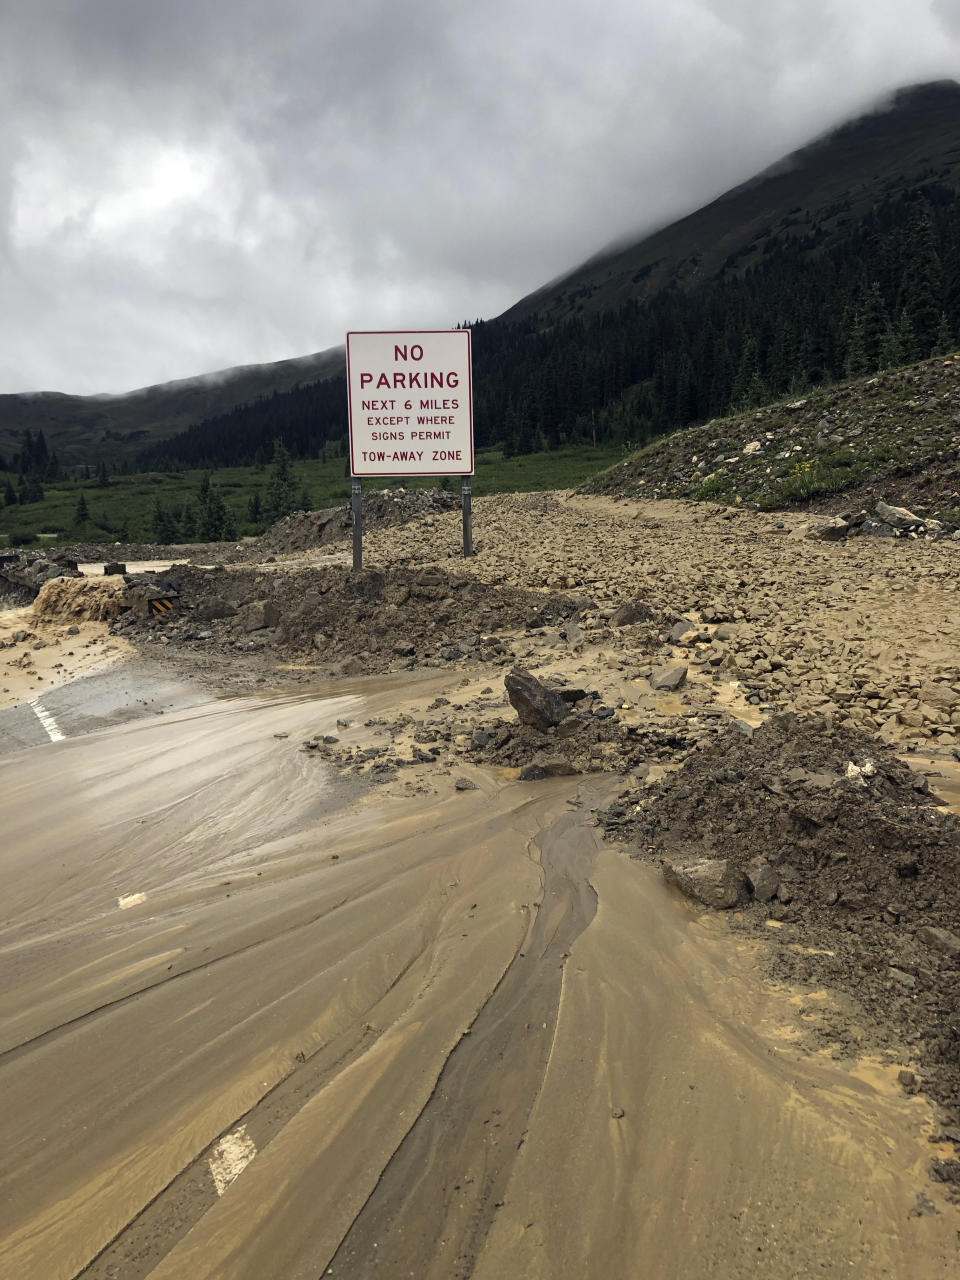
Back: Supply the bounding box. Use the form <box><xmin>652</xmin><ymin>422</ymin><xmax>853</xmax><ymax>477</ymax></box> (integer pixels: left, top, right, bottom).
<box><xmin>461</xmin><ymin>476</ymin><xmax>473</xmax><ymax>556</ymax></box>
<box><xmin>351</xmin><ymin>477</ymin><xmax>362</xmax><ymax>571</ymax></box>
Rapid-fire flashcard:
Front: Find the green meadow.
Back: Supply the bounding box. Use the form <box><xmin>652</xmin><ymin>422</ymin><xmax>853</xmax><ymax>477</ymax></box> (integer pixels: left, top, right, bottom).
<box><xmin>0</xmin><ymin>444</ymin><xmax>629</xmax><ymax>547</ymax></box>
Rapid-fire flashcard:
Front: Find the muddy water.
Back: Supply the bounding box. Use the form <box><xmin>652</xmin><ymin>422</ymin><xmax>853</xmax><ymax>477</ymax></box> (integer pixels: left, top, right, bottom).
<box><xmin>1</xmin><ymin>680</ymin><xmax>958</xmax><ymax>1279</ymax></box>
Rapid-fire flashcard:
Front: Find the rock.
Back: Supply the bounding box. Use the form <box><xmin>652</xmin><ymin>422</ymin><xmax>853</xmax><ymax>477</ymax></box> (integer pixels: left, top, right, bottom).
<box><xmin>662</xmin><ymin>857</ymin><xmax>745</xmax><ymax>909</ymax></box>
<box><xmin>917</xmin><ymin>926</ymin><xmax>960</xmax><ymax>960</ymax></box>
<box><xmin>930</xmin><ymin>1158</ymin><xmax>960</xmax><ymax>1185</ymax></box>
<box><xmin>649</xmin><ymin>663</ymin><xmax>688</xmax><ymax>692</ymax></box>
<box><xmin>454</xmin><ymin>776</ymin><xmax>478</xmax><ymax>791</ymax></box>
<box><xmin>505</xmin><ymin>668</ymin><xmax>569</xmax><ymax>731</ymax></box>
<box><xmin>240</xmin><ymin>600</ymin><xmax>281</xmax><ymax>632</ymax></box>
<box><xmin>610</xmin><ymin>599</ymin><xmax>655</xmax><ymax>626</ymax></box>
<box><xmin>558</xmin><ymin>687</ymin><xmax>590</xmax><ymax>703</ymax></box>
<box><xmin>745</xmin><ymin>861</ymin><xmax>780</xmax><ymax>903</ymax></box>
<box><xmin>669</xmin><ymin>619</ymin><xmax>698</xmax><ymax>643</ymax></box>
<box><xmin>811</xmin><ymin>516</ymin><xmax>849</xmax><ymax>541</ymax></box>
<box><xmin>898</xmin><ymin>1069</ymin><xmax>917</xmax><ymax>1088</ymax></box>
<box><xmin>875</xmin><ymin>499</ymin><xmax>923</xmax><ymax>531</ymax></box>
<box><xmin>519</xmin><ymin>762</ymin><xmax>547</xmax><ymax>781</ymax></box>
<box><xmin>103</xmin><ymin>562</ymin><xmax>126</xmax><ymax>575</ymax></box>
<box><xmin>742</xmin><ymin>440</ymin><xmax>762</xmax><ymax>454</ymax></box>
<box><xmin>194</xmin><ymin>596</ymin><xmax>236</xmax><ymax>621</ymax></box>
<box><xmin>555</xmin><ymin>716</ymin><xmax>582</xmax><ymax>739</ymax></box>
<box><xmin>919</xmin><ymin>682</ymin><xmax>957</xmax><ymax>710</ymax></box>
<box><xmin>530</xmin><ymin>755</ymin><xmax>579</xmax><ymax>776</ymax></box>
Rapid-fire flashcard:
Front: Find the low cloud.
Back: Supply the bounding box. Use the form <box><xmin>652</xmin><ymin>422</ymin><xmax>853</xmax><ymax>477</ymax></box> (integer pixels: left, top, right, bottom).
<box><xmin>1</xmin><ymin>0</ymin><xmax>958</xmax><ymax>393</ymax></box>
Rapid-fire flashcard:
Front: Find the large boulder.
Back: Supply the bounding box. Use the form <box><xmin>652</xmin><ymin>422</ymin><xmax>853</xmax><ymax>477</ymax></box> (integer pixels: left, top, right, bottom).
<box><xmin>611</xmin><ymin>599</ymin><xmax>655</xmax><ymax>627</ymax></box>
<box><xmin>917</xmin><ymin>926</ymin><xmax>960</xmax><ymax>960</ymax></box>
<box><xmin>875</xmin><ymin>499</ymin><xmax>923</xmax><ymax>531</ymax></box>
<box><xmin>505</xmin><ymin>668</ymin><xmax>569</xmax><ymax>731</ymax></box>
<box><xmin>649</xmin><ymin>663</ymin><xmax>688</xmax><ymax>692</ymax></box>
<box><xmin>194</xmin><ymin>595</ymin><xmax>236</xmax><ymax>621</ymax></box>
<box><xmin>811</xmin><ymin>517</ymin><xmax>849</xmax><ymax>542</ymax></box>
<box><xmin>239</xmin><ymin>599</ymin><xmax>281</xmax><ymax>632</ymax></box>
<box><xmin>745</xmin><ymin>860</ymin><xmax>780</xmax><ymax>903</ymax></box>
<box><xmin>663</xmin><ymin>857</ymin><xmax>745</xmax><ymax>909</ymax></box>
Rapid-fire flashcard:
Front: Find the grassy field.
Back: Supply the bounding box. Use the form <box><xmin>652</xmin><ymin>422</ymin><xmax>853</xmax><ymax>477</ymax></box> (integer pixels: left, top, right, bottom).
<box><xmin>0</xmin><ymin>444</ymin><xmax>628</xmax><ymax>547</ymax></box>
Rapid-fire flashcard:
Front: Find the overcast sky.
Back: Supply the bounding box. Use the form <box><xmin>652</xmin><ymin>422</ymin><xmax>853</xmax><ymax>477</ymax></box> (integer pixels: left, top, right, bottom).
<box><xmin>1</xmin><ymin>0</ymin><xmax>959</xmax><ymax>395</ymax></box>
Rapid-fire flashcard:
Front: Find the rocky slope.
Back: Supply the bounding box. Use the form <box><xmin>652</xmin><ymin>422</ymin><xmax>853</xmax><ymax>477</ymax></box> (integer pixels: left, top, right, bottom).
<box><xmin>586</xmin><ymin>353</ymin><xmax>960</xmax><ymax>518</ymax></box>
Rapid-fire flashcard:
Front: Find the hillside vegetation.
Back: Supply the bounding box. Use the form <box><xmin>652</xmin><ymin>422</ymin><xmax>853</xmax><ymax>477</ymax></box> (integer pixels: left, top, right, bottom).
<box><xmin>0</xmin><ymin>347</ymin><xmax>344</xmax><ymax>467</ymax></box>
<box><xmin>584</xmin><ymin>352</ymin><xmax>960</xmax><ymax>521</ymax></box>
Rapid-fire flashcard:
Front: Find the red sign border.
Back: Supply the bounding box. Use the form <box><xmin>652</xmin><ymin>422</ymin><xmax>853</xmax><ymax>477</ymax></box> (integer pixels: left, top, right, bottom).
<box><xmin>346</xmin><ymin>329</ymin><xmax>474</xmax><ymax>477</ymax></box>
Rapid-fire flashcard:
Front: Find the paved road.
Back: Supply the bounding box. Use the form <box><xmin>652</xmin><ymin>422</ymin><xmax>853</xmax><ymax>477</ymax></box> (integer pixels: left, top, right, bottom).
<box><xmin>0</xmin><ymin>666</ymin><xmax>206</xmax><ymax>757</ymax></box>
<box><xmin>1</xmin><ymin>671</ymin><xmax>957</xmax><ymax>1280</ymax></box>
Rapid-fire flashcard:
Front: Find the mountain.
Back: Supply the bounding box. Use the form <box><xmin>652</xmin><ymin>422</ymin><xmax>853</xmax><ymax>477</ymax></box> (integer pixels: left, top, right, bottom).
<box><xmin>0</xmin><ymin>346</ymin><xmax>344</xmax><ymax>467</ymax></box>
<box><xmin>140</xmin><ymin>80</ymin><xmax>960</xmax><ymax>471</ymax></box>
<box><xmin>501</xmin><ymin>80</ymin><xmax>960</xmax><ymax>326</ymax></box>
<box><xmin>9</xmin><ymin>80</ymin><xmax>960</xmax><ymax>475</ymax></box>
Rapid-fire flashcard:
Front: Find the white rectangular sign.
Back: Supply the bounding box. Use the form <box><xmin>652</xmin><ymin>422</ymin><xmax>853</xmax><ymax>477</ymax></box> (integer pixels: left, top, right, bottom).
<box><xmin>346</xmin><ymin>329</ymin><xmax>474</xmax><ymax>476</ymax></box>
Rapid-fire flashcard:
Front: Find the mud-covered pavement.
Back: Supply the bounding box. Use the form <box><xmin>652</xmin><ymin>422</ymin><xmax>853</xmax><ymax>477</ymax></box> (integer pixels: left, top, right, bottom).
<box><xmin>3</xmin><ymin>491</ymin><xmax>960</xmax><ymax>1278</ymax></box>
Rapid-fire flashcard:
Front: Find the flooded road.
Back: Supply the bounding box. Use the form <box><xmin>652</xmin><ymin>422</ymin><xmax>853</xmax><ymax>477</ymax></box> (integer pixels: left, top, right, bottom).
<box><xmin>1</xmin><ymin>675</ymin><xmax>958</xmax><ymax>1278</ymax></box>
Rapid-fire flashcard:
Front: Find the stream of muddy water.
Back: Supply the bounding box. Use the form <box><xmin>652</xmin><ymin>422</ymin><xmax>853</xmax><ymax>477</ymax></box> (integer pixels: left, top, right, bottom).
<box><xmin>1</xmin><ymin>676</ymin><xmax>958</xmax><ymax>1278</ymax></box>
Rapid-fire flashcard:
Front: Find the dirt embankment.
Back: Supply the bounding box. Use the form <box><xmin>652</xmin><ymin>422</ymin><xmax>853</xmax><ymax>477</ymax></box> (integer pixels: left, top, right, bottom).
<box><xmin>598</xmin><ymin>713</ymin><xmax>960</xmax><ymax>1138</ymax></box>
<box><xmin>583</xmin><ymin>353</ymin><xmax>960</xmax><ymax>519</ymax></box>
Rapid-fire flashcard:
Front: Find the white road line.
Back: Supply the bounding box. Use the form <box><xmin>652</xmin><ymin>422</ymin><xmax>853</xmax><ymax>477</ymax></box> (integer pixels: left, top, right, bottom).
<box><xmin>209</xmin><ymin>1125</ymin><xmax>257</xmax><ymax>1196</ymax></box>
<box><xmin>29</xmin><ymin>698</ymin><xmax>65</xmax><ymax>743</ymax></box>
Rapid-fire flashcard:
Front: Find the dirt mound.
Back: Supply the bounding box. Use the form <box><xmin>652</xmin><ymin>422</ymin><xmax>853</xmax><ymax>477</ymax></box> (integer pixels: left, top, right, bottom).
<box><xmin>601</xmin><ymin>712</ymin><xmax>960</xmax><ymax>1116</ymax></box>
<box><xmin>32</xmin><ymin>575</ymin><xmax>126</xmax><ymax>623</ymax></box>
<box><xmin>120</xmin><ymin>562</ymin><xmax>585</xmax><ymax>674</ymax></box>
<box><xmin>258</xmin><ymin>488</ymin><xmax>460</xmax><ymax>555</ymax></box>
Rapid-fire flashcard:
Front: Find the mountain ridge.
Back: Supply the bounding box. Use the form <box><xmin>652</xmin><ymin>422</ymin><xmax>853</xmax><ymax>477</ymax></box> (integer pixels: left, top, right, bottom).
<box><xmin>499</xmin><ymin>78</ymin><xmax>960</xmax><ymax>326</ymax></box>
<box><xmin>5</xmin><ymin>79</ymin><xmax>960</xmax><ymax>469</ymax></box>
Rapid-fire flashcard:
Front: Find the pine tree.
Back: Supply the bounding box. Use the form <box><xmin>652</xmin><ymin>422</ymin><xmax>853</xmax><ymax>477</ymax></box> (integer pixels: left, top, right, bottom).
<box><xmin>860</xmin><ymin>281</ymin><xmax>889</xmax><ymax>368</ymax></box>
<box><xmin>247</xmin><ymin>491</ymin><xmax>262</xmax><ymax>524</ymax></box>
<box><xmin>198</xmin><ymin>486</ymin><xmax>227</xmax><ymax>540</ymax></box>
<box><xmin>221</xmin><ymin>506</ymin><xmax>238</xmax><ymax>541</ymax></box>
<box><xmin>151</xmin><ymin>499</ymin><xmax>178</xmax><ymax>542</ymax></box>
<box><xmin>896</xmin><ymin>310</ymin><xmax>920</xmax><ymax>363</ymax></box>
<box><xmin>179</xmin><ymin>503</ymin><xmax>197</xmax><ymax>540</ymax></box>
<box><xmin>96</xmin><ymin>461</ymin><xmax>109</xmax><ymax>488</ymax></box>
<box><xmin>263</xmin><ymin>441</ymin><xmax>295</xmax><ymax>524</ymax></box>
<box><xmin>844</xmin><ymin>314</ymin><xmax>869</xmax><ymax>378</ymax></box>
<box><xmin>899</xmin><ymin>203</ymin><xmax>942</xmax><ymax>357</ymax></box>
<box><xmin>879</xmin><ymin>323</ymin><xmax>903</xmax><ymax>370</ymax></box>
<box><xmin>932</xmin><ymin>312</ymin><xmax>954</xmax><ymax>357</ymax></box>
<box><xmin>74</xmin><ymin>492</ymin><xmax>89</xmax><ymax>526</ymax></box>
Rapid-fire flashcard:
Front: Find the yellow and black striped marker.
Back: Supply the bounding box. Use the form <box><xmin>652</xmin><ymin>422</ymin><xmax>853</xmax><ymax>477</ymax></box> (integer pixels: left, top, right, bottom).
<box><xmin>149</xmin><ymin>598</ymin><xmax>175</xmax><ymax>616</ymax></box>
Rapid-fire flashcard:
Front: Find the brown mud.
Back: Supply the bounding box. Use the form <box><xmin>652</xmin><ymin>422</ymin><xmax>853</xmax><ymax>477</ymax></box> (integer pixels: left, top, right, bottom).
<box><xmin>4</xmin><ymin>491</ymin><xmax>960</xmax><ymax>1278</ymax></box>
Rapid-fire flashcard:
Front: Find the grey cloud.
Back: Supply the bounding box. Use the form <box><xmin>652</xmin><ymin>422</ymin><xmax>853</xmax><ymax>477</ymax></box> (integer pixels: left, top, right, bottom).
<box><xmin>1</xmin><ymin>0</ymin><xmax>959</xmax><ymax>392</ymax></box>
